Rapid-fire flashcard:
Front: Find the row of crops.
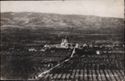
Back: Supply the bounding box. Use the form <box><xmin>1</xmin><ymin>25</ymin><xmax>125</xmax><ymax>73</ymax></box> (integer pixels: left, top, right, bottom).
<box><xmin>37</xmin><ymin>53</ymin><xmax>124</xmax><ymax>81</ymax></box>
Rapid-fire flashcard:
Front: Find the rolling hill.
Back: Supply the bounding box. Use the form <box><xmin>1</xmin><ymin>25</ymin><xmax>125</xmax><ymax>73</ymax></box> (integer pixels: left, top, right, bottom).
<box><xmin>1</xmin><ymin>12</ymin><xmax>124</xmax><ymax>34</ymax></box>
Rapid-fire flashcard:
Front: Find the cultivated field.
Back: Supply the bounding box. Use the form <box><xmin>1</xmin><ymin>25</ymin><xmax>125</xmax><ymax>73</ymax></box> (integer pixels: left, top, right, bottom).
<box><xmin>38</xmin><ymin>53</ymin><xmax>124</xmax><ymax>81</ymax></box>
<box><xmin>1</xmin><ymin>46</ymin><xmax>124</xmax><ymax>81</ymax></box>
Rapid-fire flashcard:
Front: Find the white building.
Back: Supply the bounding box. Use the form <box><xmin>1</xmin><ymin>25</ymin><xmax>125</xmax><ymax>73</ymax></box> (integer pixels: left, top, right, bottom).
<box><xmin>60</xmin><ymin>39</ymin><xmax>69</xmax><ymax>48</ymax></box>
<box><xmin>44</xmin><ymin>38</ymin><xmax>69</xmax><ymax>49</ymax></box>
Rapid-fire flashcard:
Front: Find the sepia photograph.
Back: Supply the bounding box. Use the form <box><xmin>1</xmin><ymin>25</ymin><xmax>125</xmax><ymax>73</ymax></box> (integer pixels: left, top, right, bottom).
<box><xmin>0</xmin><ymin>0</ymin><xmax>125</xmax><ymax>81</ymax></box>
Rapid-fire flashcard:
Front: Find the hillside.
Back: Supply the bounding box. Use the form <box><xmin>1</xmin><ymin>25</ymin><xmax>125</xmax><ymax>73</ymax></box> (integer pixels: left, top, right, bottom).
<box><xmin>1</xmin><ymin>12</ymin><xmax>124</xmax><ymax>34</ymax></box>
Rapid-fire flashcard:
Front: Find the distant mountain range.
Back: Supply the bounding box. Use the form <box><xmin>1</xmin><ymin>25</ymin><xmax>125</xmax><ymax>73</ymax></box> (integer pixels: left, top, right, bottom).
<box><xmin>1</xmin><ymin>12</ymin><xmax>124</xmax><ymax>34</ymax></box>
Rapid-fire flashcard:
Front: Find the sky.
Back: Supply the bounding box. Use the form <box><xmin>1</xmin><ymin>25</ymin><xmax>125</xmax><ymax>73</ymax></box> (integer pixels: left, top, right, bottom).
<box><xmin>1</xmin><ymin>0</ymin><xmax>124</xmax><ymax>18</ymax></box>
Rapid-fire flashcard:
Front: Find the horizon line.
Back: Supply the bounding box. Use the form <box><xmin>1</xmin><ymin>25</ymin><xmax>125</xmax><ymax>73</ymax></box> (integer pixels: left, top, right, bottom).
<box><xmin>1</xmin><ymin>11</ymin><xmax>124</xmax><ymax>18</ymax></box>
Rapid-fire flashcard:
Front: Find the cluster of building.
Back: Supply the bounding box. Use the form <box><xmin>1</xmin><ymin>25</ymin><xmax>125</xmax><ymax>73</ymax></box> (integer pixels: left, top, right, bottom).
<box><xmin>43</xmin><ymin>38</ymin><xmax>124</xmax><ymax>49</ymax></box>
<box><xmin>24</xmin><ymin>38</ymin><xmax>125</xmax><ymax>52</ymax></box>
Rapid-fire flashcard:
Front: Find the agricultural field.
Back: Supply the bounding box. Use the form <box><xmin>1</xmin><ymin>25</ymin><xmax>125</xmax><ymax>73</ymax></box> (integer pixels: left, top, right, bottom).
<box><xmin>1</xmin><ymin>41</ymin><xmax>124</xmax><ymax>81</ymax></box>
<box><xmin>39</xmin><ymin>53</ymin><xmax>124</xmax><ymax>81</ymax></box>
<box><xmin>0</xmin><ymin>49</ymin><xmax>72</xmax><ymax>79</ymax></box>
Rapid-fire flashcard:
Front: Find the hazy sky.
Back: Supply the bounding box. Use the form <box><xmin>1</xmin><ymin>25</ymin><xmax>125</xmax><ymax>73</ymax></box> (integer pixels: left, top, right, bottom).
<box><xmin>1</xmin><ymin>0</ymin><xmax>124</xmax><ymax>18</ymax></box>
